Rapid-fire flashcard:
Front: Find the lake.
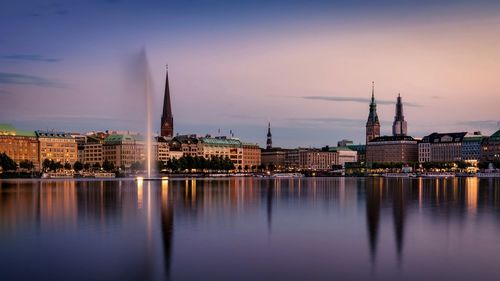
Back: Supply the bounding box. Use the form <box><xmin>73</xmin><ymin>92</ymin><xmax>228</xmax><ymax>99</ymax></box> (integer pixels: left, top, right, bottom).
<box><xmin>1</xmin><ymin>177</ymin><xmax>499</xmax><ymax>281</ymax></box>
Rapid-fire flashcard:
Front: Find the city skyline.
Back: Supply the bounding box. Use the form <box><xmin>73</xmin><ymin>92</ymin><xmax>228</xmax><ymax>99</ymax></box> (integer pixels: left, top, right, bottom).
<box><xmin>1</xmin><ymin>0</ymin><xmax>500</xmax><ymax>147</ymax></box>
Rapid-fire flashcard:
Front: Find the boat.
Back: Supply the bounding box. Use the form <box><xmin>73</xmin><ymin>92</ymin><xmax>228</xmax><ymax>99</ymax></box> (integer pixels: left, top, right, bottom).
<box><xmin>272</xmin><ymin>173</ymin><xmax>304</xmax><ymax>178</ymax></box>
<box><xmin>421</xmin><ymin>172</ymin><xmax>455</xmax><ymax>178</ymax></box>
<box><xmin>42</xmin><ymin>172</ymin><xmax>74</xmax><ymax>179</ymax></box>
<box><xmin>93</xmin><ymin>172</ymin><xmax>115</xmax><ymax>178</ymax></box>
<box><xmin>382</xmin><ymin>173</ymin><xmax>410</xmax><ymax>178</ymax></box>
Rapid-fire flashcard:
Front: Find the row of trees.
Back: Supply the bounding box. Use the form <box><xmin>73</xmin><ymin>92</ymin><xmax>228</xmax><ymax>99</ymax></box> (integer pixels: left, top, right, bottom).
<box><xmin>42</xmin><ymin>159</ymin><xmax>116</xmax><ymax>172</ymax></box>
<box><xmin>164</xmin><ymin>156</ymin><xmax>235</xmax><ymax>172</ymax></box>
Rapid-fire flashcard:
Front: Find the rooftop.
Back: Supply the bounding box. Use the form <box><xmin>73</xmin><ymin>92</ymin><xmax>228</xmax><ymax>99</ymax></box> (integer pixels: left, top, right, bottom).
<box><xmin>0</xmin><ymin>124</ymin><xmax>37</xmax><ymax>137</ymax></box>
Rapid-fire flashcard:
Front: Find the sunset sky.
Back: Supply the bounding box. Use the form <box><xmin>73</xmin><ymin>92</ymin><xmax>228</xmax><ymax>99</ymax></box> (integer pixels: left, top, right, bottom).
<box><xmin>1</xmin><ymin>0</ymin><xmax>500</xmax><ymax>147</ymax></box>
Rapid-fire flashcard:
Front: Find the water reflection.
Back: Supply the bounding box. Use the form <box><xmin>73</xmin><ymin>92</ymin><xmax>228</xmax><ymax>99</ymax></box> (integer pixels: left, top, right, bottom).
<box><xmin>1</xmin><ymin>178</ymin><xmax>500</xmax><ymax>281</ymax></box>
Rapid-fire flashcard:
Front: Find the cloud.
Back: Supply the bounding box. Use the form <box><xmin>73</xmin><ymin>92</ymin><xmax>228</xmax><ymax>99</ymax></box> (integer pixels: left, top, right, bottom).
<box><xmin>1</xmin><ymin>54</ymin><xmax>62</xmax><ymax>63</ymax></box>
<box><xmin>303</xmin><ymin>96</ymin><xmax>421</xmax><ymax>107</ymax></box>
<box><xmin>457</xmin><ymin>120</ymin><xmax>500</xmax><ymax>130</ymax></box>
<box><xmin>0</xmin><ymin>73</ymin><xmax>64</xmax><ymax>88</ymax></box>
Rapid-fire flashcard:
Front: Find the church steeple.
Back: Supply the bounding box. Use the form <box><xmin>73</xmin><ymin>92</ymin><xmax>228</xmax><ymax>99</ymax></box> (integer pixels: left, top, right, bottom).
<box><xmin>266</xmin><ymin>122</ymin><xmax>272</xmax><ymax>149</ymax></box>
<box><xmin>392</xmin><ymin>93</ymin><xmax>407</xmax><ymax>136</ymax></box>
<box><xmin>161</xmin><ymin>65</ymin><xmax>174</xmax><ymax>137</ymax></box>
<box><xmin>366</xmin><ymin>81</ymin><xmax>380</xmax><ymax>143</ymax></box>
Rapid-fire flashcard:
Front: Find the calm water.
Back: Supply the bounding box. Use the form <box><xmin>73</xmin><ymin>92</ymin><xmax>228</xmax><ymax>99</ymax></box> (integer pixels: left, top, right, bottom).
<box><xmin>1</xmin><ymin>177</ymin><xmax>499</xmax><ymax>281</ymax></box>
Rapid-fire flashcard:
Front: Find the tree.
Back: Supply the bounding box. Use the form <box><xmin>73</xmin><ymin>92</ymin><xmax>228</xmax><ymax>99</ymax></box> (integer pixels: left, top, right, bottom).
<box><xmin>84</xmin><ymin>163</ymin><xmax>91</xmax><ymax>170</ymax></box>
<box><xmin>42</xmin><ymin>159</ymin><xmax>51</xmax><ymax>171</ymax></box>
<box><xmin>64</xmin><ymin>162</ymin><xmax>72</xmax><ymax>170</ymax></box>
<box><xmin>19</xmin><ymin>160</ymin><xmax>34</xmax><ymax>170</ymax></box>
<box><xmin>92</xmin><ymin>162</ymin><xmax>101</xmax><ymax>170</ymax></box>
<box><xmin>0</xmin><ymin>153</ymin><xmax>17</xmax><ymax>171</ymax></box>
<box><xmin>130</xmin><ymin>161</ymin><xmax>143</xmax><ymax>172</ymax></box>
<box><xmin>102</xmin><ymin>160</ymin><xmax>114</xmax><ymax>171</ymax></box>
<box><xmin>73</xmin><ymin>161</ymin><xmax>84</xmax><ymax>172</ymax></box>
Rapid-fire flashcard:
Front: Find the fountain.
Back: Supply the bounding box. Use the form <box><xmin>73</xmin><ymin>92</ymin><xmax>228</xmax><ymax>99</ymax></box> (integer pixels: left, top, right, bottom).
<box><xmin>138</xmin><ymin>49</ymin><xmax>162</xmax><ymax>181</ymax></box>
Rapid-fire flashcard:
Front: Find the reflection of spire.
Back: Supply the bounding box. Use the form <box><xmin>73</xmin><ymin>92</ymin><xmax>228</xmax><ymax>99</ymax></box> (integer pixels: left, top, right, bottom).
<box><xmin>266</xmin><ymin>179</ymin><xmax>274</xmax><ymax>235</ymax></box>
<box><xmin>366</xmin><ymin>180</ymin><xmax>381</xmax><ymax>266</ymax></box>
<box><xmin>160</xmin><ymin>183</ymin><xmax>174</xmax><ymax>280</ymax></box>
<box><xmin>393</xmin><ymin>182</ymin><xmax>406</xmax><ymax>266</ymax></box>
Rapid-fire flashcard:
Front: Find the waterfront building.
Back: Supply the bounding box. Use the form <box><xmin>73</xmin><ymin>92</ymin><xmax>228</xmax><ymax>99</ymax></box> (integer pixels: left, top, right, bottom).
<box><xmin>366</xmin><ymin>136</ymin><xmax>418</xmax><ymax>164</ymax></box>
<box><xmin>155</xmin><ymin>136</ymin><xmax>171</xmax><ymax>162</ymax></box>
<box><xmin>366</xmin><ymin>82</ymin><xmax>380</xmax><ymax>143</ymax></box>
<box><xmin>200</xmin><ymin>137</ymin><xmax>243</xmax><ymax>169</ymax></box>
<box><xmin>160</xmin><ymin>66</ymin><xmax>174</xmax><ymax>137</ymax></box>
<box><xmin>82</xmin><ymin>135</ymin><xmax>106</xmax><ymax>165</ymax></box>
<box><xmin>284</xmin><ymin>148</ymin><xmax>300</xmax><ymax>170</ymax></box>
<box><xmin>173</xmin><ymin>135</ymin><xmax>203</xmax><ymax>157</ymax></box>
<box><xmin>462</xmin><ymin>131</ymin><xmax>486</xmax><ymax>162</ymax></box>
<box><xmin>0</xmin><ymin>124</ymin><xmax>39</xmax><ymax>169</ymax></box>
<box><xmin>266</xmin><ymin>122</ymin><xmax>272</xmax><ymax>149</ymax></box>
<box><xmin>242</xmin><ymin>143</ymin><xmax>261</xmax><ymax>170</ymax></box>
<box><xmin>36</xmin><ymin>130</ymin><xmax>78</xmax><ymax>165</ymax></box>
<box><xmin>103</xmin><ymin>134</ymin><xmax>146</xmax><ymax>168</ymax></box>
<box><xmin>419</xmin><ymin>132</ymin><xmax>467</xmax><ymax>163</ymax></box>
<box><xmin>261</xmin><ymin>148</ymin><xmax>286</xmax><ymax>170</ymax></box>
<box><xmin>298</xmin><ymin>149</ymin><xmax>338</xmax><ymax>170</ymax></box>
<box><xmin>326</xmin><ymin>146</ymin><xmax>358</xmax><ymax>167</ymax></box>
<box><xmin>392</xmin><ymin>94</ymin><xmax>408</xmax><ymax>136</ymax></box>
<box><xmin>346</xmin><ymin>144</ymin><xmax>366</xmax><ymax>163</ymax></box>
<box><xmin>481</xmin><ymin>129</ymin><xmax>500</xmax><ymax>163</ymax></box>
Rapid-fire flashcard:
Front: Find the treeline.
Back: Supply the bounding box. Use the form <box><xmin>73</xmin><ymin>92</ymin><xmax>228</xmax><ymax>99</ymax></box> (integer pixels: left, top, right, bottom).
<box><xmin>163</xmin><ymin>156</ymin><xmax>235</xmax><ymax>172</ymax></box>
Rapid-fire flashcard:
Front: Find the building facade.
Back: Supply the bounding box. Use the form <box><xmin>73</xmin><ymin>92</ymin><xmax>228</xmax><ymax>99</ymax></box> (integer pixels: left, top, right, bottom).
<box><xmin>327</xmin><ymin>147</ymin><xmax>358</xmax><ymax>167</ymax></box>
<box><xmin>461</xmin><ymin>131</ymin><xmax>485</xmax><ymax>162</ymax></box>
<box><xmin>36</xmin><ymin>130</ymin><xmax>78</xmax><ymax>165</ymax></box>
<box><xmin>199</xmin><ymin>137</ymin><xmax>243</xmax><ymax>169</ymax></box>
<box><xmin>419</xmin><ymin>132</ymin><xmax>467</xmax><ymax>163</ymax></box>
<box><xmin>0</xmin><ymin>124</ymin><xmax>39</xmax><ymax>169</ymax></box>
<box><xmin>298</xmin><ymin>149</ymin><xmax>338</xmax><ymax>170</ymax></box>
<box><xmin>366</xmin><ymin>136</ymin><xmax>418</xmax><ymax>164</ymax></box>
<box><xmin>481</xmin><ymin>129</ymin><xmax>500</xmax><ymax>163</ymax></box>
<box><xmin>261</xmin><ymin>148</ymin><xmax>286</xmax><ymax>170</ymax></box>
<box><xmin>242</xmin><ymin>143</ymin><xmax>261</xmax><ymax>170</ymax></box>
<box><xmin>103</xmin><ymin>134</ymin><xmax>146</xmax><ymax>168</ymax></box>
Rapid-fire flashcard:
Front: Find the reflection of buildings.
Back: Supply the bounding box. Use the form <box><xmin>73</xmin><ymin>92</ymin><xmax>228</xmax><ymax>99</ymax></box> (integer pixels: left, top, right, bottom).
<box><xmin>160</xmin><ymin>180</ymin><xmax>174</xmax><ymax>279</ymax></box>
<box><xmin>365</xmin><ymin>178</ymin><xmax>381</xmax><ymax>264</ymax></box>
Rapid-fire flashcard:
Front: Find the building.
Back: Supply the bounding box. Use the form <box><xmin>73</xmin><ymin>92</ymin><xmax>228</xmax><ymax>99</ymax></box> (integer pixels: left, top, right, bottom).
<box><xmin>83</xmin><ymin>135</ymin><xmax>105</xmax><ymax>165</ymax></box>
<box><xmin>284</xmin><ymin>149</ymin><xmax>300</xmax><ymax>170</ymax></box>
<box><xmin>326</xmin><ymin>146</ymin><xmax>358</xmax><ymax>167</ymax></box>
<box><xmin>481</xmin><ymin>129</ymin><xmax>500</xmax><ymax>163</ymax></box>
<box><xmin>160</xmin><ymin>66</ymin><xmax>174</xmax><ymax>137</ymax></box>
<box><xmin>242</xmin><ymin>143</ymin><xmax>261</xmax><ymax>170</ymax></box>
<box><xmin>155</xmin><ymin>136</ymin><xmax>171</xmax><ymax>162</ymax></box>
<box><xmin>366</xmin><ymin>82</ymin><xmax>381</xmax><ymax>143</ymax></box>
<box><xmin>462</xmin><ymin>131</ymin><xmax>485</xmax><ymax>162</ymax></box>
<box><xmin>337</xmin><ymin>139</ymin><xmax>354</xmax><ymax>147</ymax></box>
<box><xmin>36</xmin><ymin>130</ymin><xmax>78</xmax><ymax>165</ymax></box>
<box><xmin>266</xmin><ymin>122</ymin><xmax>272</xmax><ymax>149</ymax></box>
<box><xmin>346</xmin><ymin>144</ymin><xmax>366</xmax><ymax>163</ymax></box>
<box><xmin>261</xmin><ymin>148</ymin><xmax>286</xmax><ymax>170</ymax></box>
<box><xmin>392</xmin><ymin>94</ymin><xmax>408</xmax><ymax>136</ymax></box>
<box><xmin>419</xmin><ymin>132</ymin><xmax>467</xmax><ymax>163</ymax></box>
<box><xmin>0</xmin><ymin>124</ymin><xmax>39</xmax><ymax>169</ymax></box>
<box><xmin>103</xmin><ymin>134</ymin><xmax>146</xmax><ymax>168</ymax></box>
<box><xmin>199</xmin><ymin>137</ymin><xmax>243</xmax><ymax>169</ymax></box>
<box><xmin>366</xmin><ymin>136</ymin><xmax>418</xmax><ymax>164</ymax></box>
<box><xmin>299</xmin><ymin>149</ymin><xmax>338</xmax><ymax>170</ymax></box>
<box><xmin>172</xmin><ymin>135</ymin><xmax>203</xmax><ymax>157</ymax></box>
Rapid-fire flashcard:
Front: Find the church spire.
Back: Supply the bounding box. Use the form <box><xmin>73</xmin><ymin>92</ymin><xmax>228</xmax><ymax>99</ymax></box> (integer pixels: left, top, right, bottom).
<box><xmin>266</xmin><ymin>122</ymin><xmax>272</xmax><ymax>149</ymax></box>
<box><xmin>392</xmin><ymin>93</ymin><xmax>407</xmax><ymax>136</ymax></box>
<box><xmin>366</xmin><ymin>82</ymin><xmax>380</xmax><ymax>143</ymax></box>
<box><xmin>161</xmin><ymin>65</ymin><xmax>174</xmax><ymax>137</ymax></box>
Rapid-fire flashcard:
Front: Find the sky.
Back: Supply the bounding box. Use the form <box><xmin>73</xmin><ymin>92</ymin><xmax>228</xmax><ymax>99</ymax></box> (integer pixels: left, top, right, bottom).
<box><xmin>1</xmin><ymin>0</ymin><xmax>500</xmax><ymax>148</ymax></box>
